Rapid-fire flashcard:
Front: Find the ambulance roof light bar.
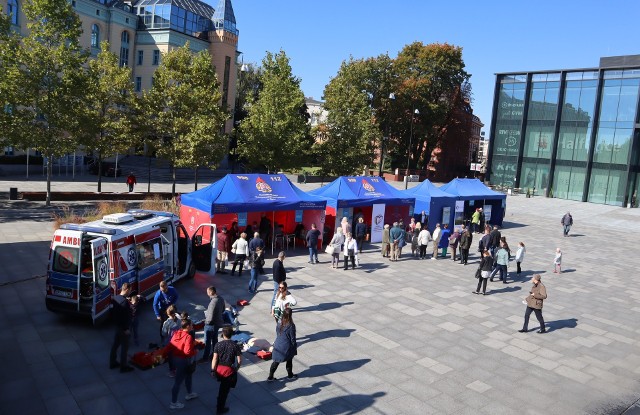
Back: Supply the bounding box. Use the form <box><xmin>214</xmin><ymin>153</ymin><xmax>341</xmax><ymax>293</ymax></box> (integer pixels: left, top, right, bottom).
<box><xmin>60</xmin><ymin>224</ymin><xmax>118</xmax><ymax>235</ymax></box>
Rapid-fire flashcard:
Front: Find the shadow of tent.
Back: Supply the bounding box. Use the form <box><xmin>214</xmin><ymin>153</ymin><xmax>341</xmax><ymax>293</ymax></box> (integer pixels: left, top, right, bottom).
<box><xmin>297</xmin><ymin>358</ymin><xmax>371</xmax><ymax>378</ymax></box>
<box><xmin>295</xmin><ymin>302</ymin><xmax>355</xmax><ymax>312</ymax></box>
<box><xmin>297</xmin><ymin>328</ymin><xmax>356</xmax><ymax>346</ymax></box>
<box><xmin>297</xmin><ymin>391</ymin><xmax>386</xmax><ymax>415</ymax></box>
<box><xmin>546</xmin><ymin>318</ymin><xmax>578</xmax><ymax>332</ymax></box>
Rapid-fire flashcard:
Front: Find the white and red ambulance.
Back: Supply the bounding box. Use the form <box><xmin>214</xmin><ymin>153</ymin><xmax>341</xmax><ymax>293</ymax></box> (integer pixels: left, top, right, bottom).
<box><xmin>45</xmin><ymin>210</ymin><xmax>217</xmax><ymax>323</ymax></box>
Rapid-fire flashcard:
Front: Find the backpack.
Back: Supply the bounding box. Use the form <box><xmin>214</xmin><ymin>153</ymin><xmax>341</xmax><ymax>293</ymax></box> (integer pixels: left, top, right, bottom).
<box><xmin>449</xmin><ymin>234</ymin><xmax>457</xmax><ymax>245</ymax></box>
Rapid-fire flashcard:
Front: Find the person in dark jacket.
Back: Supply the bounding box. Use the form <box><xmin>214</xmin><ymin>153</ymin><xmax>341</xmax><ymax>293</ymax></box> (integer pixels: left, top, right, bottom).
<box><xmin>272</xmin><ymin>252</ymin><xmax>287</xmax><ymax>309</ymax></box>
<box><xmin>561</xmin><ymin>212</ymin><xmax>573</xmax><ymax>237</ymax></box>
<box><xmin>267</xmin><ymin>308</ymin><xmax>298</xmax><ymax>381</ymax></box>
<box><xmin>248</xmin><ymin>232</ymin><xmax>265</xmax><ymax>274</ymax></box>
<box><xmin>479</xmin><ymin>227</ymin><xmax>491</xmax><ymax>254</ymax></box>
<box><xmin>306</xmin><ymin>223</ymin><xmax>321</xmax><ymax>264</ymax></box>
<box><xmin>459</xmin><ymin>228</ymin><xmax>473</xmax><ymax>265</ymax></box>
<box><xmin>438</xmin><ymin>224</ymin><xmax>451</xmax><ymax>258</ymax></box>
<box><xmin>488</xmin><ymin>225</ymin><xmax>502</xmax><ymax>256</ymax></box>
<box><xmin>216</xmin><ymin>227</ymin><xmax>231</xmax><ymax>274</ymax></box>
<box><xmin>110</xmin><ymin>282</ymin><xmax>134</xmax><ymax>372</ymax></box>
<box><xmin>211</xmin><ymin>326</ymin><xmax>242</xmax><ymax>414</ymax></box>
<box><xmin>200</xmin><ymin>286</ymin><xmax>225</xmax><ymax>363</ymax></box>
<box><xmin>354</xmin><ymin>217</ymin><xmax>367</xmax><ymax>253</ymax></box>
<box><xmin>473</xmin><ymin>250</ymin><xmax>494</xmax><ymax>295</ymax></box>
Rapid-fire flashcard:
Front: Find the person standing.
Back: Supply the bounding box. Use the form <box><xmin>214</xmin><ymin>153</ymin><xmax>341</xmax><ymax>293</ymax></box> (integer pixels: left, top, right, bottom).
<box><xmin>343</xmin><ymin>232</ymin><xmax>358</xmax><ymax>270</ymax></box>
<box><xmin>248</xmin><ymin>232</ymin><xmax>265</xmax><ymax>274</ymax></box>
<box><xmin>126</xmin><ymin>172</ymin><xmax>137</xmax><ymax>192</ymax></box>
<box><xmin>231</xmin><ymin>232</ymin><xmax>249</xmax><ymax>276</ymax></box>
<box><xmin>166</xmin><ymin>319</ymin><xmax>199</xmax><ymax>409</ymax></box>
<box><xmin>553</xmin><ymin>248</ymin><xmax>562</xmax><ymax>273</ymax></box>
<box><xmin>518</xmin><ymin>274</ymin><xmax>547</xmax><ymax>333</ymax></box>
<box><xmin>306</xmin><ymin>223</ymin><xmax>321</xmax><ymax>264</ymax></box>
<box><xmin>471</xmin><ymin>208</ymin><xmax>481</xmax><ymax>233</ymax></box>
<box><xmin>479</xmin><ymin>227</ymin><xmax>491</xmax><ymax>254</ymax></box>
<box><xmin>381</xmin><ymin>224</ymin><xmax>391</xmax><ymax>258</ymax></box>
<box><xmin>473</xmin><ymin>250</ymin><xmax>494</xmax><ymax>295</ymax></box>
<box><xmin>459</xmin><ymin>227</ymin><xmax>473</xmax><ymax>265</ymax></box>
<box><xmin>259</xmin><ymin>213</ymin><xmax>272</xmax><ymax>244</ymax></box>
<box><xmin>431</xmin><ymin>224</ymin><xmax>442</xmax><ymax>260</ymax></box>
<box><xmin>417</xmin><ymin>226</ymin><xmax>431</xmax><ymax>259</ymax></box>
<box><xmin>216</xmin><ymin>227</ymin><xmax>231</xmax><ymax>274</ymax></box>
<box><xmin>248</xmin><ymin>247</ymin><xmax>263</xmax><ymax>293</ymax></box>
<box><xmin>561</xmin><ymin>212</ymin><xmax>573</xmax><ymax>237</ymax></box>
<box><xmin>478</xmin><ymin>208</ymin><xmax>486</xmax><ymax>231</ymax></box>
<box><xmin>272</xmin><ymin>252</ymin><xmax>287</xmax><ymax>309</ymax></box>
<box><xmin>355</xmin><ymin>217</ymin><xmax>367</xmax><ymax>253</ymax></box>
<box><xmin>267</xmin><ymin>308</ymin><xmax>298</xmax><ymax>382</ymax></box>
<box><xmin>153</xmin><ymin>281</ymin><xmax>179</xmax><ymax>344</ymax></box>
<box><xmin>448</xmin><ymin>227</ymin><xmax>460</xmax><ymax>261</ymax></box>
<box><xmin>211</xmin><ymin>326</ymin><xmax>242</xmax><ymax>414</ymax></box>
<box><xmin>489</xmin><ymin>243</ymin><xmax>510</xmax><ymax>283</ymax></box>
<box><xmin>271</xmin><ymin>281</ymin><xmax>297</xmax><ymax>322</ymax></box>
<box><xmin>328</xmin><ymin>227</ymin><xmax>345</xmax><ymax>269</ymax></box>
<box><xmin>488</xmin><ymin>225</ymin><xmax>502</xmax><ymax>257</ymax></box>
<box><xmin>110</xmin><ymin>282</ymin><xmax>134</xmax><ymax>373</ymax></box>
<box><xmin>411</xmin><ymin>223</ymin><xmax>421</xmax><ymax>257</ymax></box>
<box><xmin>200</xmin><ymin>286</ymin><xmax>225</xmax><ymax>363</ymax></box>
<box><xmin>340</xmin><ymin>217</ymin><xmax>351</xmax><ymax>236</ymax></box>
<box><xmin>389</xmin><ymin>222</ymin><xmax>404</xmax><ymax>261</ymax></box>
<box><xmin>515</xmin><ymin>242</ymin><xmax>526</xmax><ymax>277</ymax></box>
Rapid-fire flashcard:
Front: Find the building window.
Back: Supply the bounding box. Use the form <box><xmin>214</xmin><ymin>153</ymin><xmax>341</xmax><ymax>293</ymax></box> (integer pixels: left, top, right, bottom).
<box><xmin>151</xmin><ymin>77</ymin><xmax>155</xmax><ymax>87</ymax></box>
<box><xmin>137</xmin><ymin>50</ymin><xmax>143</xmax><ymax>65</ymax></box>
<box><xmin>125</xmin><ymin>17</ymin><xmax>129</xmax><ymax>24</ymax></box>
<box><xmin>119</xmin><ymin>31</ymin><xmax>130</xmax><ymax>67</ymax></box>
<box><xmin>4</xmin><ymin>146</ymin><xmax>14</xmax><ymax>156</ymax></box>
<box><xmin>152</xmin><ymin>50</ymin><xmax>160</xmax><ymax>66</ymax></box>
<box><xmin>222</xmin><ymin>56</ymin><xmax>231</xmax><ymax>108</ymax></box>
<box><xmin>91</xmin><ymin>24</ymin><xmax>100</xmax><ymax>48</ymax></box>
<box><xmin>135</xmin><ymin>77</ymin><xmax>142</xmax><ymax>92</ymax></box>
<box><xmin>7</xmin><ymin>0</ymin><xmax>18</xmax><ymax>25</ymax></box>
<box><xmin>71</xmin><ymin>0</ymin><xmax>76</xmax><ymax>7</ymax></box>
<box><xmin>96</xmin><ymin>9</ymin><xmax>100</xmax><ymax>16</ymax></box>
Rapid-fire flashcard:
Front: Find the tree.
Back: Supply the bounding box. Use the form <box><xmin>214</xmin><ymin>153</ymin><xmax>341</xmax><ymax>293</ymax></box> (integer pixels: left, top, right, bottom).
<box><xmin>81</xmin><ymin>41</ymin><xmax>137</xmax><ymax>192</ymax></box>
<box><xmin>238</xmin><ymin>50</ymin><xmax>311</xmax><ymax>172</ymax></box>
<box><xmin>316</xmin><ymin>59</ymin><xmax>380</xmax><ymax>176</ymax></box>
<box><xmin>0</xmin><ymin>10</ymin><xmax>21</xmax><ymax>146</ymax></box>
<box><xmin>392</xmin><ymin>42</ymin><xmax>470</xmax><ymax>171</ymax></box>
<box><xmin>5</xmin><ymin>0</ymin><xmax>88</xmax><ymax>206</ymax></box>
<box><xmin>144</xmin><ymin>44</ymin><xmax>228</xmax><ymax>194</ymax></box>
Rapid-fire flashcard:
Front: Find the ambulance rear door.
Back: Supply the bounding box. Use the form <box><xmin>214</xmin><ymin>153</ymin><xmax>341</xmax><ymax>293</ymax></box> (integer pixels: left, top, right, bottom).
<box><xmin>90</xmin><ymin>238</ymin><xmax>111</xmax><ymax>324</ymax></box>
<box><xmin>47</xmin><ymin>230</ymin><xmax>83</xmax><ymax>313</ymax></box>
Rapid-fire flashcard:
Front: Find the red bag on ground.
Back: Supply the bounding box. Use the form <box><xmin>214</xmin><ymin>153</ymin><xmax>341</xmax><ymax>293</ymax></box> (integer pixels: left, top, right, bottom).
<box><xmin>237</xmin><ymin>299</ymin><xmax>249</xmax><ymax>306</ymax></box>
<box><xmin>193</xmin><ymin>319</ymin><xmax>205</xmax><ymax>330</ymax></box>
<box><xmin>256</xmin><ymin>351</ymin><xmax>272</xmax><ymax>360</ymax></box>
<box><xmin>131</xmin><ymin>349</ymin><xmax>166</xmax><ymax>369</ymax></box>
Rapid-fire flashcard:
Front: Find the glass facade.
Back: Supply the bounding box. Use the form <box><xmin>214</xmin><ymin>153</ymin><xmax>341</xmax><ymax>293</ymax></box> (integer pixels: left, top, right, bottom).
<box><xmin>8</xmin><ymin>0</ymin><xmax>18</xmax><ymax>25</ymax></box>
<box><xmin>135</xmin><ymin>0</ymin><xmax>214</xmax><ymax>37</ymax></box>
<box><xmin>489</xmin><ymin>61</ymin><xmax>640</xmax><ymax>206</ymax></box>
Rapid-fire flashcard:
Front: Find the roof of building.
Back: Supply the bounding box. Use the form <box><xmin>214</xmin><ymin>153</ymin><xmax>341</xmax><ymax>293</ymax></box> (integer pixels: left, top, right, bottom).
<box><xmin>134</xmin><ymin>0</ymin><xmax>215</xmax><ymax>19</ymax></box>
<box><xmin>212</xmin><ymin>0</ymin><xmax>238</xmax><ymax>35</ymax></box>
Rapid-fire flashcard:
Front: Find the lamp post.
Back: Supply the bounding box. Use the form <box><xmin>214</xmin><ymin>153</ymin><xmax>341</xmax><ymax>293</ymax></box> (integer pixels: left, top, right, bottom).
<box><xmin>379</xmin><ymin>92</ymin><xmax>395</xmax><ymax>177</ymax></box>
<box><xmin>231</xmin><ymin>63</ymin><xmax>248</xmax><ymax>173</ymax></box>
<box><xmin>405</xmin><ymin>108</ymin><xmax>419</xmax><ymax>189</ymax></box>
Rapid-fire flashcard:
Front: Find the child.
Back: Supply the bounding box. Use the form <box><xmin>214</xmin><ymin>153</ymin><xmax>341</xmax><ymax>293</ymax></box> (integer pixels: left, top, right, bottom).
<box><xmin>553</xmin><ymin>248</ymin><xmax>562</xmax><ymax>273</ymax></box>
<box><xmin>515</xmin><ymin>242</ymin><xmax>526</xmax><ymax>276</ymax></box>
<box><xmin>162</xmin><ymin>305</ymin><xmax>181</xmax><ymax>377</ymax></box>
<box><xmin>128</xmin><ymin>293</ymin><xmax>144</xmax><ymax>346</ymax></box>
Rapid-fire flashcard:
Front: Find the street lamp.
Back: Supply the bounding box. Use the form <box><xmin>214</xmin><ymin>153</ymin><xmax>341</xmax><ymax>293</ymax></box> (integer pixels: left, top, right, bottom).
<box><xmin>405</xmin><ymin>108</ymin><xmax>419</xmax><ymax>189</ymax></box>
<box><xmin>379</xmin><ymin>92</ymin><xmax>395</xmax><ymax>177</ymax></box>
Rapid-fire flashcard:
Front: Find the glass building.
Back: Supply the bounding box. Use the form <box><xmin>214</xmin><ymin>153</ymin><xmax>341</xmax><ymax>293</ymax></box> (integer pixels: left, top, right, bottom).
<box><xmin>487</xmin><ymin>55</ymin><xmax>640</xmax><ymax>207</ymax></box>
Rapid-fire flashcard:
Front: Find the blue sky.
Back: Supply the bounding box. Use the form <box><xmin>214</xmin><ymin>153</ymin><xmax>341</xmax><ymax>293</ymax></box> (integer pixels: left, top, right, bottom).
<box><xmin>230</xmin><ymin>0</ymin><xmax>640</xmax><ymax>134</ymax></box>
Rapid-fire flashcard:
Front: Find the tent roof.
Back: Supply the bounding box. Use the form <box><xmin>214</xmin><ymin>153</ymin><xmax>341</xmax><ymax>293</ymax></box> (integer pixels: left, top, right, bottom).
<box><xmin>180</xmin><ymin>174</ymin><xmax>326</xmax><ymax>215</ymax></box>
<box><xmin>402</xmin><ymin>179</ymin><xmax>456</xmax><ymax>214</ymax></box>
<box><xmin>309</xmin><ymin>176</ymin><xmax>414</xmax><ymax>209</ymax></box>
<box><xmin>439</xmin><ymin>178</ymin><xmax>506</xmax><ymax>200</ymax></box>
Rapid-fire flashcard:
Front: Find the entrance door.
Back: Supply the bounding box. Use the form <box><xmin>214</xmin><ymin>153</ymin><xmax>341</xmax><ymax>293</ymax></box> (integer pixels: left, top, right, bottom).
<box><xmin>90</xmin><ymin>238</ymin><xmax>111</xmax><ymax>324</ymax></box>
<box><xmin>192</xmin><ymin>223</ymin><xmax>217</xmax><ymax>273</ymax></box>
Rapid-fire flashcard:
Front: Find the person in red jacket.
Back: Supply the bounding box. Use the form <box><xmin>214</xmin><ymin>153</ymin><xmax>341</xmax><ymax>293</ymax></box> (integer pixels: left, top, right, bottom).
<box><xmin>126</xmin><ymin>172</ymin><xmax>137</xmax><ymax>192</ymax></box>
<box><xmin>166</xmin><ymin>319</ymin><xmax>199</xmax><ymax>409</ymax></box>
<box><xmin>216</xmin><ymin>227</ymin><xmax>230</xmax><ymax>274</ymax></box>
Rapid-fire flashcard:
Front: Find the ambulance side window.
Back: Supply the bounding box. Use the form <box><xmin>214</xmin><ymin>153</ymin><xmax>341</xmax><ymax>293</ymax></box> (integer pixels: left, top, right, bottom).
<box><xmin>52</xmin><ymin>247</ymin><xmax>80</xmax><ymax>275</ymax></box>
<box><xmin>136</xmin><ymin>237</ymin><xmax>163</xmax><ymax>269</ymax></box>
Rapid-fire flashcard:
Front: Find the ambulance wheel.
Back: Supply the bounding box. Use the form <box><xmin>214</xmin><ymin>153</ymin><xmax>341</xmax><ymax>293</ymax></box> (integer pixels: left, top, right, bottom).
<box><xmin>188</xmin><ymin>262</ymin><xmax>196</xmax><ymax>279</ymax></box>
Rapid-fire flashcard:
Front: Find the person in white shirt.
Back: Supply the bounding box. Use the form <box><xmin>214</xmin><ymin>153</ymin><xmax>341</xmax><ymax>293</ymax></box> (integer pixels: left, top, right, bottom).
<box><xmin>343</xmin><ymin>232</ymin><xmax>358</xmax><ymax>270</ymax></box>
<box><xmin>431</xmin><ymin>224</ymin><xmax>441</xmax><ymax>260</ymax></box>
<box><xmin>417</xmin><ymin>226</ymin><xmax>431</xmax><ymax>259</ymax></box>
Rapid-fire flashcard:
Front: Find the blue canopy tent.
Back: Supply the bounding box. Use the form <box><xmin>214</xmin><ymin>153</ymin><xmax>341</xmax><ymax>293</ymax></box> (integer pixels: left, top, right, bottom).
<box><xmin>402</xmin><ymin>180</ymin><xmax>457</xmax><ymax>233</ymax></box>
<box><xmin>180</xmin><ymin>174</ymin><xmax>327</xmax><ymax>254</ymax></box>
<box><xmin>439</xmin><ymin>178</ymin><xmax>507</xmax><ymax>227</ymax></box>
<box><xmin>309</xmin><ymin>176</ymin><xmax>415</xmax><ymax>243</ymax></box>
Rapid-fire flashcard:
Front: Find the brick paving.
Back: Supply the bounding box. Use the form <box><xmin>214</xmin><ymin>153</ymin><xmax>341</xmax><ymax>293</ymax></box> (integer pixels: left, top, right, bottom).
<box><xmin>0</xmin><ymin>176</ymin><xmax>639</xmax><ymax>414</ymax></box>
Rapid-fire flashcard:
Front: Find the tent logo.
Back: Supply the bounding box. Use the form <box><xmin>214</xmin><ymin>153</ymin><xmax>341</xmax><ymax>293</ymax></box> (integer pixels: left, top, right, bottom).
<box><xmin>374</xmin><ymin>214</ymin><xmax>383</xmax><ymax>225</ymax></box>
<box><xmin>256</xmin><ymin>177</ymin><xmax>272</xmax><ymax>193</ymax></box>
<box><xmin>362</xmin><ymin>179</ymin><xmax>375</xmax><ymax>192</ymax></box>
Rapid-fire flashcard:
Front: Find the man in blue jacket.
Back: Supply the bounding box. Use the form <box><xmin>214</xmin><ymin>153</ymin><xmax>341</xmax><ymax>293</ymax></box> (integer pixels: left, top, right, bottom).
<box><xmin>153</xmin><ymin>281</ymin><xmax>179</xmax><ymax>344</ymax></box>
<box><xmin>389</xmin><ymin>222</ymin><xmax>405</xmax><ymax>261</ymax></box>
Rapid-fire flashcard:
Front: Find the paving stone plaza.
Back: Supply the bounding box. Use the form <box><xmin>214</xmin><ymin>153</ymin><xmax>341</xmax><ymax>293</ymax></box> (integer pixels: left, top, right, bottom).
<box><xmin>1</xmin><ymin>176</ymin><xmax>640</xmax><ymax>415</ymax></box>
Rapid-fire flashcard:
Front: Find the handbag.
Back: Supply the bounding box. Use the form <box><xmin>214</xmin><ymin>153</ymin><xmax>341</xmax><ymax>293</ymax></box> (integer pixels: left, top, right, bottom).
<box><xmin>347</xmin><ymin>248</ymin><xmax>355</xmax><ymax>257</ymax></box>
<box><xmin>474</xmin><ymin>267</ymin><xmax>482</xmax><ymax>279</ymax></box>
<box><xmin>325</xmin><ymin>245</ymin><xmax>335</xmax><ymax>255</ymax></box>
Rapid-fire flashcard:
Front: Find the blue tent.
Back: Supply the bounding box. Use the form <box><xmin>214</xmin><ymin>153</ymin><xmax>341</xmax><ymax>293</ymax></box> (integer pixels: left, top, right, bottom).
<box><xmin>439</xmin><ymin>178</ymin><xmax>507</xmax><ymax>226</ymax></box>
<box><xmin>181</xmin><ymin>174</ymin><xmax>326</xmax><ymax>215</ymax></box>
<box><xmin>309</xmin><ymin>176</ymin><xmax>415</xmax><ymax>209</ymax></box>
<box><xmin>402</xmin><ymin>180</ymin><xmax>457</xmax><ymax>233</ymax></box>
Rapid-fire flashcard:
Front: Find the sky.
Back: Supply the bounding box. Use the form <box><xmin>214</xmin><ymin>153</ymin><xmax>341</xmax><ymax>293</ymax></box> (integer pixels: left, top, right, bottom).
<box><xmin>229</xmin><ymin>0</ymin><xmax>640</xmax><ymax>135</ymax></box>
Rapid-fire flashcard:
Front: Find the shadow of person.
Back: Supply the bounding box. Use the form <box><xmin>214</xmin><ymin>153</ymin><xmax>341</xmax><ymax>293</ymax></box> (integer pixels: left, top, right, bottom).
<box><xmin>297</xmin><ymin>358</ymin><xmax>371</xmax><ymax>378</ymax></box>
<box><xmin>546</xmin><ymin>318</ymin><xmax>578</xmax><ymax>332</ymax></box>
<box><xmin>287</xmin><ymin>284</ymin><xmax>315</xmax><ymax>290</ymax></box>
<box><xmin>353</xmin><ymin>262</ymin><xmax>389</xmax><ymax>274</ymax></box>
<box><xmin>485</xmin><ymin>286</ymin><xmax>522</xmax><ymax>295</ymax></box>
<box><xmin>297</xmin><ymin>391</ymin><xmax>385</xmax><ymax>415</ymax></box>
<box><xmin>559</xmin><ymin>269</ymin><xmax>576</xmax><ymax>273</ymax></box>
<box><xmin>295</xmin><ymin>302</ymin><xmax>355</xmax><ymax>312</ymax></box>
<box><xmin>297</xmin><ymin>328</ymin><xmax>356</xmax><ymax>346</ymax></box>
<box><xmin>288</xmin><ymin>380</ymin><xmax>332</xmax><ymax>397</ymax></box>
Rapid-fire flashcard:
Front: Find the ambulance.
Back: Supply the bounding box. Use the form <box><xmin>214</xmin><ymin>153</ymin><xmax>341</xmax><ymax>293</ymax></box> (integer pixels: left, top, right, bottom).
<box><xmin>45</xmin><ymin>210</ymin><xmax>217</xmax><ymax>323</ymax></box>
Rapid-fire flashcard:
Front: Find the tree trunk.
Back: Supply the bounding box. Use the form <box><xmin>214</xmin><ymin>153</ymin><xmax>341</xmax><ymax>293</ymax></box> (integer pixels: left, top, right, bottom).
<box><xmin>194</xmin><ymin>166</ymin><xmax>199</xmax><ymax>191</ymax></box>
<box><xmin>147</xmin><ymin>156</ymin><xmax>151</xmax><ymax>193</ymax></box>
<box><xmin>46</xmin><ymin>154</ymin><xmax>52</xmax><ymax>206</ymax></box>
<box><xmin>171</xmin><ymin>164</ymin><xmax>176</xmax><ymax>196</ymax></box>
<box><xmin>97</xmin><ymin>153</ymin><xmax>103</xmax><ymax>193</ymax></box>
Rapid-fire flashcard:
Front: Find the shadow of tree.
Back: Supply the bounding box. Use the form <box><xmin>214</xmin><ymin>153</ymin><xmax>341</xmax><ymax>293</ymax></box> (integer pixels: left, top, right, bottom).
<box><xmin>297</xmin><ymin>328</ymin><xmax>356</xmax><ymax>346</ymax></box>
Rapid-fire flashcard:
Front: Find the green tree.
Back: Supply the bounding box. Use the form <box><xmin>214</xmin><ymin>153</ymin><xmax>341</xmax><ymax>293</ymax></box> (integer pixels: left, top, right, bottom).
<box><xmin>5</xmin><ymin>0</ymin><xmax>88</xmax><ymax>205</ymax></box>
<box><xmin>81</xmin><ymin>41</ymin><xmax>137</xmax><ymax>192</ymax></box>
<box><xmin>392</xmin><ymin>42</ymin><xmax>470</xmax><ymax>170</ymax></box>
<box><xmin>316</xmin><ymin>59</ymin><xmax>380</xmax><ymax>176</ymax></box>
<box><xmin>0</xmin><ymin>10</ymin><xmax>21</xmax><ymax>145</ymax></box>
<box><xmin>238</xmin><ymin>50</ymin><xmax>310</xmax><ymax>172</ymax></box>
<box><xmin>144</xmin><ymin>44</ymin><xmax>228</xmax><ymax>194</ymax></box>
